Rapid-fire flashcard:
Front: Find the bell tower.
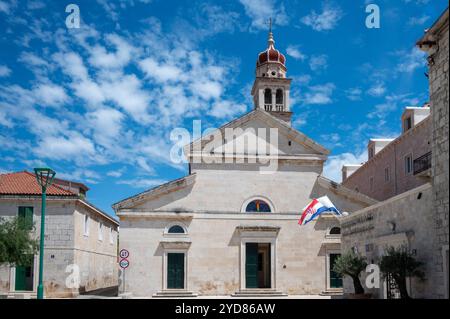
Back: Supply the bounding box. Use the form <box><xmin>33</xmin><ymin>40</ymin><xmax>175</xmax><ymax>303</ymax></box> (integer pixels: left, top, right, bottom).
<box><xmin>251</xmin><ymin>19</ymin><xmax>292</xmax><ymax>125</ymax></box>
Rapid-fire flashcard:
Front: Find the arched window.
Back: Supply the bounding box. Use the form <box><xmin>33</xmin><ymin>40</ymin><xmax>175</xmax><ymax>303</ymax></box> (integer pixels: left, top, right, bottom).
<box><xmin>245</xmin><ymin>200</ymin><xmax>271</xmax><ymax>213</ymax></box>
<box><xmin>276</xmin><ymin>89</ymin><xmax>283</xmax><ymax>105</ymax></box>
<box><xmin>329</xmin><ymin>227</ymin><xmax>341</xmax><ymax>235</ymax></box>
<box><xmin>168</xmin><ymin>225</ymin><xmax>185</xmax><ymax>234</ymax></box>
<box><xmin>264</xmin><ymin>88</ymin><xmax>272</xmax><ymax>109</ymax></box>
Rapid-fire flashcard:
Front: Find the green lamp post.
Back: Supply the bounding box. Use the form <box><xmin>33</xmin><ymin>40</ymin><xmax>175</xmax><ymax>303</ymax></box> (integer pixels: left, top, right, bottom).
<box><xmin>34</xmin><ymin>168</ymin><xmax>56</xmax><ymax>300</ymax></box>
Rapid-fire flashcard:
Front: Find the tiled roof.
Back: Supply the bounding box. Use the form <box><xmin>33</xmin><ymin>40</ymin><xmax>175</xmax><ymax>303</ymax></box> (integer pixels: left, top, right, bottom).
<box><xmin>0</xmin><ymin>171</ymin><xmax>77</xmax><ymax>196</ymax></box>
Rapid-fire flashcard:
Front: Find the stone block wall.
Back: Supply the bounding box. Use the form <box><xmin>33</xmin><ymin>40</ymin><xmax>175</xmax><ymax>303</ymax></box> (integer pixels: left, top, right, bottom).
<box><xmin>340</xmin><ymin>184</ymin><xmax>434</xmax><ymax>298</ymax></box>
<box><xmin>427</xmin><ymin>13</ymin><xmax>449</xmax><ymax>299</ymax></box>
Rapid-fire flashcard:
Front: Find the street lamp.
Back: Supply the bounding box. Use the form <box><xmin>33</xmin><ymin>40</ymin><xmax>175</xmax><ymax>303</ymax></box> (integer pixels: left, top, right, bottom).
<box><xmin>34</xmin><ymin>168</ymin><xmax>56</xmax><ymax>300</ymax></box>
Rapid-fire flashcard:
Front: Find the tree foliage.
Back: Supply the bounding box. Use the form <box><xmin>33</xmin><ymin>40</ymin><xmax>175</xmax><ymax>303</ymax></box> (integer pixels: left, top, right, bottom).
<box><xmin>0</xmin><ymin>217</ymin><xmax>39</xmax><ymax>266</ymax></box>
<box><xmin>333</xmin><ymin>251</ymin><xmax>368</xmax><ymax>294</ymax></box>
<box><xmin>379</xmin><ymin>246</ymin><xmax>425</xmax><ymax>299</ymax></box>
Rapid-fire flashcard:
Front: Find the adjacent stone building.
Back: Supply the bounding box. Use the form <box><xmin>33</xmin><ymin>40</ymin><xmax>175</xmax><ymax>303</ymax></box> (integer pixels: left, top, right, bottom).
<box><xmin>114</xmin><ymin>31</ymin><xmax>377</xmax><ymax>298</ymax></box>
<box><xmin>417</xmin><ymin>7</ymin><xmax>449</xmax><ymax>299</ymax></box>
<box><xmin>0</xmin><ymin>171</ymin><xmax>119</xmax><ymax>298</ymax></box>
<box><xmin>342</xmin><ymin>104</ymin><xmax>431</xmax><ymax>201</ymax></box>
<box><xmin>340</xmin><ymin>8</ymin><xmax>449</xmax><ymax>299</ymax></box>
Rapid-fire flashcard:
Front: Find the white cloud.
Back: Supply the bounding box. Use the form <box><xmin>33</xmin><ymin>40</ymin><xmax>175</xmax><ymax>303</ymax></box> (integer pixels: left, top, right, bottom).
<box><xmin>0</xmin><ymin>1</ymin><xmax>11</xmax><ymax>14</ymax></box>
<box><xmin>210</xmin><ymin>100</ymin><xmax>247</xmax><ymax>119</ymax></box>
<box><xmin>323</xmin><ymin>150</ymin><xmax>367</xmax><ymax>183</ymax></box>
<box><xmin>106</xmin><ymin>167</ymin><xmax>126</xmax><ymax>178</ymax></box>
<box><xmin>19</xmin><ymin>52</ymin><xmax>49</xmax><ymax>68</ymax></box>
<box><xmin>309</xmin><ymin>54</ymin><xmax>328</xmax><ymax>71</ymax></box>
<box><xmin>345</xmin><ymin>87</ymin><xmax>362</xmax><ymax>101</ymax></box>
<box><xmin>117</xmin><ymin>178</ymin><xmax>167</xmax><ymax>189</ymax></box>
<box><xmin>286</xmin><ymin>45</ymin><xmax>307</xmax><ymax>61</ymax></box>
<box><xmin>239</xmin><ymin>0</ymin><xmax>289</xmax><ymax>30</ymax></box>
<box><xmin>101</xmin><ymin>73</ymin><xmax>152</xmax><ymax>123</ymax></box>
<box><xmin>0</xmin><ymin>65</ymin><xmax>11</xmax><ymax>77</ymax></box>
<box><xmin>86</xmin><ymin>108</ymin><xmax>124</xmax><ymax>146</ymax></box>
<box><xmin>136</xmin><ymin>156</ymin><xmax>155</xmax><ymax>174</ymax></box>
<box><xmin>34</xmin><ymin>134</ymin><xmax>97</xmax><ymax>161</ymax></box>
<box><xmin>395</xmin><ymin>48</ymin><xmax>426</xmax><ymax>73</ymax></box>
<box><xmin>27</xmin><ymin>1</ymin><xmax>45</xmax><ymax>10</ymax></box>
<box><xmin>88</xmin><ymin>34</ymin><xmax>135</xmax><ymax>69</ymax></box>
<box><xmin>408</xmin><ymin>15</ymin><xmax>430</xmax><ymax>26</ymax></box>
<box><xmin>54</xmin><ymin>52</ymin><xmax>89</xmax><ymax>81</ymax></box>
<box><xmin>0</xmin><ymin>107</ymin><xmax>13</xmax><ymax>127</ymax></box>
<box><xmin>190</xmin><ymin>81</ymin><xmax>223</xmax><ymax>100</ymax></box>
<box><xmin>301</xmin><ymin>3</ymin><xmax>343</xmax><ymax>32</ymax></box>
<box><xmin>34</xmin><ymin>83</ymin><xmax>69</xmax><ymax>107</ymax></box>
<box><xmin>367</xmin><ymin>82</ymin><xmax>386</xmax><ymax>97</ymax></box>
<box><xmin>72</xmin><ymin>80</ymin><xmax>105</xmax><ymax>106</ymax></box>
<box><xmin>367</xmin><ymin>93</ymin><xmax>420</xmax><ymax>120</ymax></box>
<box><xmin>303</xmin><ymin>83</ymin><xmax>335</xmax><ymax>105</ymax></box>
<box><xmin>197</xmin><ymin>4</ymin><xmax>241</xmax><ymax>37</ymax></box>
<box><xmin>139</xmin><ymin>58</ymin><xmax>182</xmax><ymax>82</ymax></box>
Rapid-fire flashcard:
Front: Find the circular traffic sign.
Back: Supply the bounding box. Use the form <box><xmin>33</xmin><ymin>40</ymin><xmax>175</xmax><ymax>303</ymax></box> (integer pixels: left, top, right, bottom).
<box><xmin>119</xmin><ymin>249</ymin><xmax>129</xmax><ymax>259</ymax></box>
<box><xmin>119</xmin><ymin>258</ymin><xmax>129</xmax><ymax>269</ymax></box>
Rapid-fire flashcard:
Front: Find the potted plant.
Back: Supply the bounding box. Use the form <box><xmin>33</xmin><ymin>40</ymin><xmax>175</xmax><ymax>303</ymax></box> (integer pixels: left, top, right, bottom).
<box><xmin>333</xmin><ymin>251</ymin><xmax>370</xmax><ymax>299</ymax></box>
<box><xmin>379</xmin><ymin>246</ymin><xmax>425</xmax><ymax>299</ymax></box>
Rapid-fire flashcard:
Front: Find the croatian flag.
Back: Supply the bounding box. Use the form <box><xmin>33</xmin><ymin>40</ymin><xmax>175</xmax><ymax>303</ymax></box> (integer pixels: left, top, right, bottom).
<box><xmin>298</xmin><ymin>196</ymin><xmax>342</xmax><ymax>225</ymax></box>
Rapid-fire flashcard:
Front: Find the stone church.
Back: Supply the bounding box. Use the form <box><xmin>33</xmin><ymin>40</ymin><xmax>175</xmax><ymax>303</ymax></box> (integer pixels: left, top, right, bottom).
<box><xmin>113</xmin><ymin>30</ymin><xmax>376</xmax><ymax>297</ymax></box>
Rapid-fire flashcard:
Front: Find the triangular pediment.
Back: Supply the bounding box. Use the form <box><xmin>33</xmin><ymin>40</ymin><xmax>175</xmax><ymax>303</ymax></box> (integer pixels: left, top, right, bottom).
<box><xmin>184</xmin><ymin>109</ymin><xmax>329</xmax><ymax>160</ymax></box>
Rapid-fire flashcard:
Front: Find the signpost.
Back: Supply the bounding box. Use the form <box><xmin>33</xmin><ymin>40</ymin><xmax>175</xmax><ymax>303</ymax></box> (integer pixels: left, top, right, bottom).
<box><xmin>119</xmin><ymin>249</ymin><xmax>130</xmax><ymax>294</ymax></box>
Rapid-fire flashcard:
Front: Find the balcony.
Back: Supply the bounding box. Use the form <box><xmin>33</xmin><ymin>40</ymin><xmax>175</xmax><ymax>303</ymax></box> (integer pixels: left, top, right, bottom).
<box><xmin>264</xmin><ymin>104</ymin><xmax>273</xmax><ymax>111</ymax></box>
<box><xmin>413</xmin><ymin>151</ymin><xmax>431</xmax><ymax>177</ymax></box>
<box><xmin>275</xmin><ymin>104</ymin><xmax>284</xmax><ymax>111</ymax></box>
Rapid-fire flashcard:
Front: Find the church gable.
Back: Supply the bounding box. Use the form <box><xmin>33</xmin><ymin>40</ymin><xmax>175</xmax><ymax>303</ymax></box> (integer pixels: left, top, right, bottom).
<box><xmin>185</xmin><ymin>109</ymin><xmax>328</xmax><ymax>162</ymax></box>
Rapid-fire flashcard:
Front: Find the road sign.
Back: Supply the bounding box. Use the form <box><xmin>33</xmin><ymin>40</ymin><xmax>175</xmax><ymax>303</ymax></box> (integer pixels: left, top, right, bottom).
<box><xmin>119</xmin><ymin>258</ymin><xmax>129</xmax><ymax>269</ymax></box>
<box><xmin>119</xmin><ymin>249</ymin><xmax>129</xmax><ymax>259</ymax></box>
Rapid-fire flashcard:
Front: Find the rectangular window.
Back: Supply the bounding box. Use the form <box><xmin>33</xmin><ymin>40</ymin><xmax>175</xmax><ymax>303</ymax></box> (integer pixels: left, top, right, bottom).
<box><xmin>84</xmin><ymin>215</ymin><xmax>89</xmax><ymax>236</ymax></box>
<box><xmin>405</xmin><ymin>154</ymin><xmax>413</xmax><ymax>174</ymax></box>
<box><xmin>98</xmin><ymin>222</ymin><xmax>103</xmax><ymax>241</ymax></box>
<box><xmin>369</xmin><ymin>177</ymin><xmax>374</xmax><ymax>190</ymax></box>
<box><xmin>109</xmin><ymin>227</ymin><xmax>114</xmax><ymax>244</ymax></box>
<box><xmin>384</xmin><ymin>167</ymin><xmax>390</xmax><ymax>182</ymax></box>
<box><xmin>368</xmin><ymin>147</ymin><xmax>374</xmax><ymax>159</ymax></box>
<box><xmin>404</xmin><ymin>117</ymin><xmax>412</xmax><ymax>132</ymax></box>
<box><xmin>18</xmin><ymin>207</ymin><xmax>33</xmax><ymax>230</ymax></box>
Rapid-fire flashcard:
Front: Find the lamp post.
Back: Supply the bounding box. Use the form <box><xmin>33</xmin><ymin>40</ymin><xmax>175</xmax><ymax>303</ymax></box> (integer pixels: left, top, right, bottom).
<box><xmin>34</xmin><ymin>168</ymin><xmax>56</xmax><ymax>300</ymax></box>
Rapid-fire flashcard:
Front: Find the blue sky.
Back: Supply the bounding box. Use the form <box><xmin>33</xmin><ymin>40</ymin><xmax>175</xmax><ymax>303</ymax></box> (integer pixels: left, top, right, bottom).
<box><xmin>0</xmin><ymin>0</ymin><xmax>448</xmax><ymax>217</ymax></box>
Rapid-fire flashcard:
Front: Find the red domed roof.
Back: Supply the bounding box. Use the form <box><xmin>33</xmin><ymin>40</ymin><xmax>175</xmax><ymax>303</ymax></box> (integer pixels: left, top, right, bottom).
<box><xmin>256</xmin><ymin>34</ymin><xmax>286</xmax><ymax>67</ymax></box>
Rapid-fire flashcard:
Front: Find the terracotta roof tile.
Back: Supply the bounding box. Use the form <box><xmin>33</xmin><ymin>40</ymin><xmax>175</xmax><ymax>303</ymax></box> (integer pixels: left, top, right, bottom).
<box><xmin>0</xmin><ymin>171</ymin><xmax>76</xmax><ymax>196</ymax></box>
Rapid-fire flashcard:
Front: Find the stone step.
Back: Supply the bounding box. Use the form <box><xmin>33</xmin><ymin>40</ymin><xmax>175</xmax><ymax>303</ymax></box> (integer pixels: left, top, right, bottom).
<box><xmin>2</xmin><ymin>292</ymin><xmax>37</xmax><ymax>299</ymax></box>
<box><xmin>232</xmin><ymin>289</ymin><xmax>288</xmax><ymax>297</ymax></box>
<box><xmin>153</xmin><ymin>291</ymin><xmax>198</xmax><ymax>298</ymax></box>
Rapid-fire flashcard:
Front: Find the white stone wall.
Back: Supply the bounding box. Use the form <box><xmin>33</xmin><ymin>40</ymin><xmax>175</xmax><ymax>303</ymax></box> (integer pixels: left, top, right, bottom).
<box><xmin>118</xmin><ymin>173</ymin><xmax>370</xmax><ymax>297</ymax></box>
<box><xmin>119</xmin><ymin>214</ymin><xmax>345</xmax><ymax>297</ymax></box>
<box><xmin>340</xmin><ymin>184</ymin><xmax>435</xmax><ymax>298</ymax></box>
<box><xmin>0</xmin><ymin>198</ymin><xmax>118</xmax><ymax>297</ymax></box>
<box><xmin>73</xmin><ymin>204</ymin><xmax>119</xmax><ymax>294</ymax></box>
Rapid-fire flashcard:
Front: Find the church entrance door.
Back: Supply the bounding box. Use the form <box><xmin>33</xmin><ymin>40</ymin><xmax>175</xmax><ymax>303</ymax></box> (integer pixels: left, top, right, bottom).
<box><xmin>246</xmin><ymin>243</ymin><xmax>271</xmax><ymax>289</ymax></box>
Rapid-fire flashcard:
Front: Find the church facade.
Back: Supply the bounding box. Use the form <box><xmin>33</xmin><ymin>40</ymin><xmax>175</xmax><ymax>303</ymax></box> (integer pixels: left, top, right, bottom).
<box><xmin>113</xmin><ymin>30</ymin><xmax>376</xmax><ymax>297</ymax></box>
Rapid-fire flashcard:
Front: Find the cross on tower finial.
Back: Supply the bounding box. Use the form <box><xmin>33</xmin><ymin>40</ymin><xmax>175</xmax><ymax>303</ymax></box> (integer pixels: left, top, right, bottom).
<box><xmin>269</xmin><ymin>17</ymin><xmax>272</xmax><ymax>33</ymax></box>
